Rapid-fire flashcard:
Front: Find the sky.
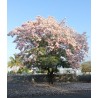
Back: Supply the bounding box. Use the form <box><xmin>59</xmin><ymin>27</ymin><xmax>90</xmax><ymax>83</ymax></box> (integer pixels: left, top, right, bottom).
<box><xmin>7</xmin><ymin>0</ymin><xmax>91</xmax><ymax>61</ymax></box>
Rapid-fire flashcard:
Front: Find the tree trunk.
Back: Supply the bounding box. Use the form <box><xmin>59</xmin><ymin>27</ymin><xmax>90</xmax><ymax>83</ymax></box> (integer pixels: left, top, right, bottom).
<box><xmin>47</xmin><ymin>68</ymin><xmax>54</xmax><ymax>84</ymax></box>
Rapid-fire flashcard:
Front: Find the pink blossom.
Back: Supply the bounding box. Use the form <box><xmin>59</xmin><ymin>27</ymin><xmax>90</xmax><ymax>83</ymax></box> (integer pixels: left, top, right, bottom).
<box><xmin>8</xmin><ymin>16</ymin><xmax>88</xmax><ymax>69</ymax></box>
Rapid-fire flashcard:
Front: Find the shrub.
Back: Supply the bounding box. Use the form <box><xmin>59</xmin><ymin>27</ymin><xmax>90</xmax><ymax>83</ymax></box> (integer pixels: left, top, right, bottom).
<box><xmin>77</xmin><ymin>75</ymin><xmax>91</xmax><ymax>82</ymax></box>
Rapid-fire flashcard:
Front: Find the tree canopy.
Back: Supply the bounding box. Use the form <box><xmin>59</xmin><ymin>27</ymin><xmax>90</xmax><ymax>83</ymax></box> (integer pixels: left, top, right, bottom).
<box><xmin>8</xmin><ymin>54</ymin><xmax>23</xmax><ymax>68</ymax></box>
<box><xmin>8</xmin><ymin>16</ymin><xmax>88</xmax><ymax>70</ymax></box>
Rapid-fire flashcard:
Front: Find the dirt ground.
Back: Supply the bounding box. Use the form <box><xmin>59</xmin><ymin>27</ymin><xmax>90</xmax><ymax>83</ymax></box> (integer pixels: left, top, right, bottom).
<box><xmin>8</xmin><ymin>79</ymin><xmax>91</xmax><ymax>98</ymax></box>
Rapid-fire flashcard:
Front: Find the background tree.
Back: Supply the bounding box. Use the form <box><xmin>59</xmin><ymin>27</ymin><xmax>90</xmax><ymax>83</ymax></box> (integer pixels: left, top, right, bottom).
<box><xmin>8</xmin><ymin>54</ymin><xmax>23</xmax><ymax>68</ymax></box>
<box><xmin>8</xmin><ymin>54</ymin><xmax>31</xmax><ymax>74</ymax></box>
<box><xmin>8</xmin><ymin>54</ymin><xmax>23</xmax><ymax>73</ymax></box>
<box><xmin>8</xmin><ymin>16</ymin><xmax>88</xmax><ymax>84</ymax></box>
<box><xmin>81</xmin><ymin>61</ymin><xmax>91</xmax><ymax>74</ymax></box>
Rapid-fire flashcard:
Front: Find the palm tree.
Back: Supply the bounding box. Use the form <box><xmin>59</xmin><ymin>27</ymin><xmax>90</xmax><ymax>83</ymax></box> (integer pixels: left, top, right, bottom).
<box><xmin>8</xmin><ymin>54</ymin><xmax>23</xmax><ymax>71</ymax></box>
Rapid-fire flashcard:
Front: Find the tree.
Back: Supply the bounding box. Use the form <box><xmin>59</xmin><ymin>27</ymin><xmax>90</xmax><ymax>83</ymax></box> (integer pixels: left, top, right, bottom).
<box><xmin>34</xmin><ymin>47</ymin><xmax>70</xmax><ymax>84</ymax></box>
<box><xmin>8</xmin><ymin>54</ymin><xmax>23</xmax><ymax>67</ymax></box>
<box><xmin>8</xmin><ymin>16</ymin><xmax>88</xmax><ymax>83</ymax></box>
<box><xmin>17</xmin><ymin>67</ymin><xmax>31</xmax><ymax>74</ymax></box>
<box><xmin>8</xmin><ymin>54</ymin><xmax>23</xmax><ymax>73</ymax></box>
<box><xmin>8</xmin><ymin>54</ymin><xmax>32</xmax><ymax>74</ymax></box>
<box><xmin>81</xmin><ymin>61</ymin><xmax>91</xmax><ymax>74</ymax></box>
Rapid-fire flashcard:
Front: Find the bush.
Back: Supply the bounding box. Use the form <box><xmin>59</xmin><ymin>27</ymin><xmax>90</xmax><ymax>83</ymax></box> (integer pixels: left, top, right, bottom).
<box><xmin>7</xmin><ymin>71</ymin><xmax>16</xmax><ymax>75</ymax></box>
<box><xmin>8</xmin><ymin>74</ymin><xmax>78</xmax><ymax>83</ymax></box>
<box><xmin>77</xmin><ymin>75</ymin><xmax>91</xmax><ymax>82</ymax></box>
<box><xmin>55</xmin><ymin>74</ymin><xmax>77</xmax><ymax>82</ymax></box>
<box><xmin>7</xmin><ymin>74</ymin><xmax>48</xmax><ymax>83</ymax></box>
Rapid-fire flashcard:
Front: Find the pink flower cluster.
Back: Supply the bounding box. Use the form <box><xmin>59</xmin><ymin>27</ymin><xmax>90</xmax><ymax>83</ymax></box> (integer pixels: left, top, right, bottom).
<box><xmin>8</xmin><ymin>16</ymin><xmax>88</xmax><ymax>68</ymax></box>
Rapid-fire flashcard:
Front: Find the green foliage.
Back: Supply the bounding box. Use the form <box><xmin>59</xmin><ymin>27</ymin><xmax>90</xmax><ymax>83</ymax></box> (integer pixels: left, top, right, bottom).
<box><xmin>8</xmin><ymin>54</ymin><xmax>32</xmax><ymax>74</ymax></box>
<box><xmin>8</xmin><ymin>54</ymin><xmax>23</xmax><ymax>68</ymax></box>
<box><xmin>17</xmin><ymin>67</ymin><xmax>31</xmax><ymax>74</ymax></box>
<box><xmin>38</xmin><ymin>38</ymin><xmax>48</xmax><ymax>47</ymax></box>
<box><xmin>35</xmin><ymin>46</ymin><xmax>70</xmax><ymax>72</ymax></box>
<box><xmin>36</xmin><ymin>70</ymin><xmax>46</xmax><ymax>73</ymax></box>
<box><xmin>7</xmin><ymin>71</ymin><xmax>16</xmax><ymax>75</ymax></box>
<box><xmin>37</xmin><ymin>55</ymin><xmax>59</xmax><ymax>68</ymax></box>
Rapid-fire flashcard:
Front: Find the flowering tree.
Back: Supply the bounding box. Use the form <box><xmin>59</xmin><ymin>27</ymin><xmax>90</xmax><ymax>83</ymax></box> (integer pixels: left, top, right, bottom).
<box><xmin>8</xmin><ymin>16</ymin><xmax>88</xmax><ymax>83</ymax></box>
